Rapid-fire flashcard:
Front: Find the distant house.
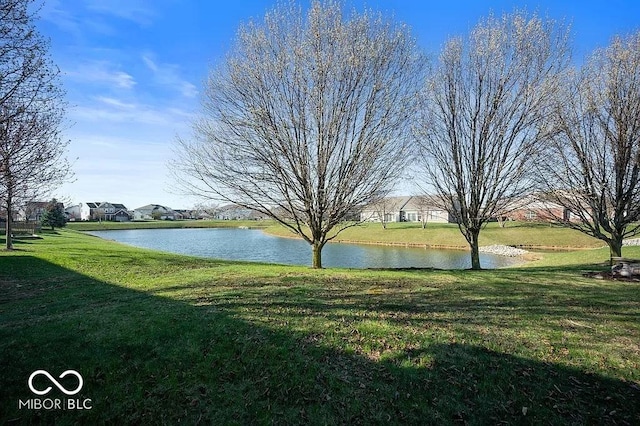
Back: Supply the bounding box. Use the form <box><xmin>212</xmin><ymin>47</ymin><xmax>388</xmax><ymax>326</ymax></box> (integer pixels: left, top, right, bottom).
<box><xmin>361</xmin><ymin>196</ymin><xmax>411</xmax><ymax>223</ymax></box>
<box><xmin>401</xmin><ymin>196</ymin><xmax>454</xmax><ymax>224</ymax></box>
<box><xmin>360</xmin><ymin>196</ymin><xmax>454</xmax><ymax>224</ymax></box>
<box><xmin>65</xmin><ymin>204</ymin><xmax>82</xmax><ymax>221</ymax></box>
<box><xmin>21</xmin><ymin>201</ymin><xmax>64</xmax><ymax>222</ymax></box>
<box><xmin>133</xmin><ymin>204</ymin><xmax>178</xmax><ymax>221</ymax></box>
<box><xmin>82</xmin><ymin>202</ymin><xmax>131</xmax><ymax>222</ymax></box>
<box><xmin>500</xmin><ymin>194</ymin><xmax>575</xmax><ymax>222</ymax></box>
<box><xmin>173</xmin><ymin>209</ymin><xmax>196</xmax><ymax>220</ymax></box>
<box><xmin>214</xmin><ymin>204</ymin><xmax>270</xmax><ymax>220</ymax></box>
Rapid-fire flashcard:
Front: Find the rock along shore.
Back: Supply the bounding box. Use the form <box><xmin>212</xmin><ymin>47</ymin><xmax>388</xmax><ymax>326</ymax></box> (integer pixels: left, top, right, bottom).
<box><xmin>479</xmin><ymin>244</ymin><xmax>529</xmax><ymax>257</ymax></box>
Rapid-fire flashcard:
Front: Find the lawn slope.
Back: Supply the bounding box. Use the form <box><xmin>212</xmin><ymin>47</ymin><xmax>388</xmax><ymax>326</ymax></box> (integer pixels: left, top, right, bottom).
<box><xmin>1</xmin><ymin>230</ymin><xmax>638</xmax><ymax>424</ymax></box>
<box><xmin>264</xmin><ymin>221</ymin><xmax>604</xmax><ymax>250</ymax></box>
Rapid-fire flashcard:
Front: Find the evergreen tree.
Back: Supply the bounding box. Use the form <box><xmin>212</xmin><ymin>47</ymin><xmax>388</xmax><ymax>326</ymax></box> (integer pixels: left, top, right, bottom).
<box><xmin>40</xmin><ymin>198</ymin><xmax>66</xmax><ymax>230</ymax></box>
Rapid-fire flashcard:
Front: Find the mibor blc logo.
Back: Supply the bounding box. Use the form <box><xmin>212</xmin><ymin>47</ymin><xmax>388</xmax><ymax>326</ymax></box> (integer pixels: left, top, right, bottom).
<box><xmin>19</xmin><ymin>370</ymin><xmax>92</xmax><ymax>411</ymax></box>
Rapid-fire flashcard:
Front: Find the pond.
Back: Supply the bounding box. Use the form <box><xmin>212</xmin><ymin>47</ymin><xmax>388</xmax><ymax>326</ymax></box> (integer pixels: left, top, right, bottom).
<box><xmin>86</xmin><ymin>228</ymin><xmax>523</xmax><ymax>269</ymax></box>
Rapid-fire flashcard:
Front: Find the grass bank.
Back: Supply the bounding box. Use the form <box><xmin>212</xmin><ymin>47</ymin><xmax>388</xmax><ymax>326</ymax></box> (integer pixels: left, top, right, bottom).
<box><xmin>1</xmin><ymin>230</ymin><xmax>638</xmax><ymax>424</ymax></box>
<box><xmin>264</xmin><ymin>221</ymin><xmax>604</xmax><ymax>250</ymax></box>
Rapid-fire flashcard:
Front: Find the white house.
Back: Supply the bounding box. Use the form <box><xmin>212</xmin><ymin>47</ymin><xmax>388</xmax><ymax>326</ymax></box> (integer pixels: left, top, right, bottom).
<box><xmin>81</xmin><ymin>202</ymin><xmax>130</xmax><ymax>221</ymax></box>
<box><xmin>360</xmin><ymin>195</ymin><xmax>454</xmax><ymax>224</ymax></box>
<box><xmin>214</xmin><ymin>204</ymin><xmax>269</xmax><ymax>220</ymax></box>
<box><xmin>402</xmin><ymin>196</ymin><xmax>453</xmax><ymax>224</ymax></box>
<box><xmin>133</xmin><ymin>204</ymin><xmax>178</xmax><ymax>221</ymax></box>
<box><xmin>65</xmin><ymin>204</ymin><xmax>82</xmax><ymax>221</ymax></box>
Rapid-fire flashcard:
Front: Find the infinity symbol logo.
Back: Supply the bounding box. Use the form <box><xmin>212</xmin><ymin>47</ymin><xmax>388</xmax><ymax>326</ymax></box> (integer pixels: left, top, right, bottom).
<box><xmin>28</xmin><ymin>370</ymin><xmax>84</xmax><ymax>396</ymax></box>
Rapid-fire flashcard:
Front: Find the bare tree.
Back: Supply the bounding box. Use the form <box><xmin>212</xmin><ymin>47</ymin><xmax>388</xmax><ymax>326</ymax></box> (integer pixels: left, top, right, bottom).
<box><xmin>0</xmin><ymin>0</ymin><xmax>69</xmax><ymax>249</ymax></box>
<box><xmin>414</xmin><ymin>12</ymin><xmax>571</xmax><ymax>269</ymax></box>
<box><xmin>366</xmin><ymin>196</ymin><xmax>397</xmax><ymax>229</ymax></box>
<box><xmin>172</xmin><ymin>1</ymin><xmax>425</xmax><ymax>268</ymax></box>
<box><xmin>411</xmin><ymin>194</ymin><xmax>436</xmax><ymax>229</ymax></box>
<box><xmin>537</xmin><ymin>31</ymin><xmax>640</xmax><ymax>261</ymax></box>
<box><xmin>192</xmin><ymin>202</ymin><xmax>220</xmax><ymax>220</ymax></box>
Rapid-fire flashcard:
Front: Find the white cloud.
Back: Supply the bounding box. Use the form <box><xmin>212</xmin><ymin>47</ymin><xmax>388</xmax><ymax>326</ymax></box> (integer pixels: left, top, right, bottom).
<box><xmin>142</xmin><ymin>53</ymin><xmax>198</xmax><ymax>98</ymax></box>
<box><xmin>65</xmin><ymin>61</ymin><xmax>136</xmax><ymax>89</ymax></box>
<box><xmin>85</xmin><ymin>0</ymin><xmax>158</xmax><ymax>27</ymax></box>
<box><xmin>40</xmin><ymin>0</ymin><xmax>81</xmax><ymax>35</ymax></box>
<box><xmin>68</xmin><ymin>96</ymin><xmax>194</xmax><ymax>130</ymax></box>
<box><xmin>94</xmin><ymin>96</ymin><xmax>137</xmax><ymax>109</ymax></box>
<box><xmin>40</xmin><ymin>0</ymin><xmax>124</xmax><ymax>37</ymax></box>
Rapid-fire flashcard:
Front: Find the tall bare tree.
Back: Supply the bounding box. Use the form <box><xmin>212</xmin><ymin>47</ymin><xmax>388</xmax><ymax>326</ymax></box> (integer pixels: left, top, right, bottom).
<box><xmin>172</xmin><ymin>1</ymin><xmax>425</xmax><ymax>268</ymax></box>
<box><xmin>0</xmin><ymin>0</ymin><xmax>69</xmax><ymax>249</ymax></box>
<box><xmin>414</xmin><ymin>12</ymin><xmax>571</xmax><ymax>269</ymax></box>
<box><xmin>537</xmin><ymin>31</ymin><xmax>640</xmax><ymax>260</ymax></box>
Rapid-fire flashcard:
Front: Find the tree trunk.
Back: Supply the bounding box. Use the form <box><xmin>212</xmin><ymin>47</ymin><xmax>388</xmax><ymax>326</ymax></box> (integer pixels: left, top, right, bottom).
<box><xmin>609</xmin><ymin>236</ymin><xmax>623</xmax><ymax>264</ymax></box>
<box><xmin>469</xmin><ymin>229</ymin><xmax>481</xmax><ymax>270</ymax></box>
<box><xmin>5</xmin><ymin>196</ymin><xmax>13</xmax><ymax>250</ymax></box>
<box><xmin>312</xmin><ymin>241</ymin><xmax>323</xmax><ymax>269</ymax></box>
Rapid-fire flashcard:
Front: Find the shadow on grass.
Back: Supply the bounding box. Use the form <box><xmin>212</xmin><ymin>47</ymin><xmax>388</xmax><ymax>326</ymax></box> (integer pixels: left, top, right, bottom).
<box><xmin>0</xmin><ymin>257</ymin><xmax>638</xmax><ymax>424</ymax></box>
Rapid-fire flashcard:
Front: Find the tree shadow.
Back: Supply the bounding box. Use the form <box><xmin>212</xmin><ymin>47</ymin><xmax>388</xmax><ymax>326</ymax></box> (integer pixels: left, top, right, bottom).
<box><xmin>0</xmin><ymin>257</ymin><xmax>638</xmax><ymax>424</ymax></box>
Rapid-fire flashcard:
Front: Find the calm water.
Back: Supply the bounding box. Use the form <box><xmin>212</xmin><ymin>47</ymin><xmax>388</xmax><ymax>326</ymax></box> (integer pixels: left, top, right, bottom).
<box><xmin>87</xmin><ymin>228</ymin><xmax>521</xmax><ymax>269</ymax></box>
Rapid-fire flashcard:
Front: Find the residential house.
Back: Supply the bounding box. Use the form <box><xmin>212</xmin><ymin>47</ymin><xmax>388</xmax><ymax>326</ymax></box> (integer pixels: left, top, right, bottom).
<box><xmin>21</xmin><ymin>201</ymin><xmax>65</xmax><ymax>222</ymax></box>
<box><xmin>173</xmin><ymin>209</ymin><xmax>196</xmax><ymax>220</ymax></box>
<box><xmin>215</xmin><ymin>204</ymin><xmax>268</xmax><ymax>220</ymax></box>
<box><xmin>401</xmin><ymin>195</ymin><xmax>454</xmax><ymax>224</ymax></box>
<box><xmin>82</xmin><ymin>202</ymin><xmax>131</xmax><ymax>222</ymax></box>
<box><xmin>133</xmin><ymin>204</ymin><xmax>178</xmax><ymax>221</ymax></box>
<box><xmin>21</xmin><ymin>201</ymin><xmax>48</xmax><ymax>222</ymax></box>
<box><xmin>500</xmin><ymin>194</ymin><xmax>574</xmax><ymax>222</ymax></box>
<box><xmin>360</xmin><ymin>196</ymin><xmax>454</xmax><ymax>224</ymax></box>
<box><xmin>360</xmin><ymin>196</ymin><xmax>411</xmax><ymax>223</ymax></box>
<box><xmin>65</xmin><ymin>204</ymin><xmax>82</xmax><ymax>221</ymax></box>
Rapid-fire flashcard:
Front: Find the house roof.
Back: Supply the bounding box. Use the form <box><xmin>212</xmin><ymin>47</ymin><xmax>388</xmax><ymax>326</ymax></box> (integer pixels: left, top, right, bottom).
<box><xmin>363</xmin><ymin>196</ymin><xmax>412</xmax><ymax>212</ymax></box>
<box><xmin>134</xmin><ymin>204</ymin><xmax>174</xmax><ymax>213</ymax></box>
<box><xmin>403</xmin><ymin>195</ymin><xmax>450</xmax><ymax>211</ymax></box>
<box><xmin>84</xmin><ymin>202</ymin><xmax>128</xmax><ymax>210</ymax></box>
<box><xmin>363</xmin><ymin>195</ymin><xmax>452</xmax><ymax>213</ymax></box>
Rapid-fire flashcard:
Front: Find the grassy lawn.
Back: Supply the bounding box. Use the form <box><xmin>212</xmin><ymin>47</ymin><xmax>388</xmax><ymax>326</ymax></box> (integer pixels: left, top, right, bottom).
<box><xmin>1</xmin><ymin>230</ymin><xmax>638</xmax><ymax>424</ymax></box>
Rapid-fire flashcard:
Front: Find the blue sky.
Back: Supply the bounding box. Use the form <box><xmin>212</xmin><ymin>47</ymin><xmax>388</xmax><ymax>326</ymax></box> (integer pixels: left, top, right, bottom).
<box><xmin>37</xmin><ymin>0</ymin><xmax>640</xmax><ymax>210</ymax></box>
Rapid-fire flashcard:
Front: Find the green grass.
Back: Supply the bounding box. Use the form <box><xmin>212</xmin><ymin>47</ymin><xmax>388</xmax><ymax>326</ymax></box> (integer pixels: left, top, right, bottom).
<box><xmin>1</xmin><ymin>230</ymin><xmax>639</xmax><ymax>424</ymax></box>
<box><xmin>265</xmin><ymin>221</ymin><xmax>604</xmax><ymax>250</ymax></box>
